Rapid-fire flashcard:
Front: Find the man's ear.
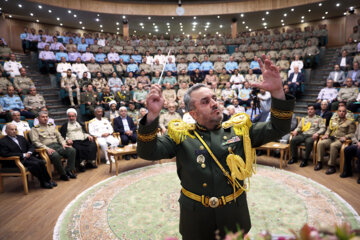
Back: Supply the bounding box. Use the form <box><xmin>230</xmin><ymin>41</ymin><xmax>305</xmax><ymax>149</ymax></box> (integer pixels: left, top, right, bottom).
<box><xmin>189</xmin><ymin>109</ymin><xmax>197</xmax><ymax>121</ymax></box>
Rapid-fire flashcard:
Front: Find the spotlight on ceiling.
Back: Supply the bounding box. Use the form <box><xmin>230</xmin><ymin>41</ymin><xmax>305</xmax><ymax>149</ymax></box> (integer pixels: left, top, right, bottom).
<box><xmin>348</xmin><ymin>6</ymin><xmax>355</xmax><ymax>14</ymax></box>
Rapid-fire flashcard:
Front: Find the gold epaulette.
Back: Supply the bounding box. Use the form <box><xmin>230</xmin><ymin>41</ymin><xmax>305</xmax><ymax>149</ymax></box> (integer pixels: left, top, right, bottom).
<box><xmin>222</xmin><ymin>113</ymin><xmax>252</xmax><ymax>136</ymax></box>
<box><xmin>34</xmin><ymin>125</ymin><xmax>40</xmax><ymax>128</ymax></box>
<box><xmin>48</xmin><ymin>122</ymin><xmax>53</xmax><ymax>126</ymax></box>
<box><xmin>167</xmin><ymin>119</ymin><xmax>195</xmax><ymax>144</ymax></box>
<box><xmin>89</xmin><ymin>118</ymin><xmax>96</xmax><ymax>122</ymax></box>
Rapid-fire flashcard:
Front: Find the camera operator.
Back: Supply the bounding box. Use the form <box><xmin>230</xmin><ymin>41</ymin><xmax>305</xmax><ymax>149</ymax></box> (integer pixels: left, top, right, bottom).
<box><xmin>257</xmin><ymin>88</ymin><xmax>271</xmax><ymax>112</ymax></box>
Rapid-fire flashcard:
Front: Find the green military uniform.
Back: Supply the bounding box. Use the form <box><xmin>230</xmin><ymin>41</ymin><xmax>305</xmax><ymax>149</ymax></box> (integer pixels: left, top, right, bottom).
<box><xmin>331</xmin><ymin>86</ymin><xmax>359</xmax><ymax>111</ymax></box>
<box><xmin>176</xmin><ymin>54</ymin><xmax>187</xmax><ymax>63</ymax></box>
<box><xmin>186</xmin><ymin>54</ymin><xmax>197</xmax><ymax>63</ymax></box>
<box><xmin>30</xmin><ymin>123</ymin><xmax>76</xmax><ymax>176</ymax></box>
<box><xmin>267</xmin><ymin>50</ymin><xmax>279</xmax><ymax>61</ymax></box>
<box><xmin>92</xmin><ymin>78</ymin><xmax>107</xmax><ymax>93</ymax></box>
<box><xmin>278</xmin><ymin>49</ymin><xmax>292</xmax><ymax>59</ymax></box>
<box><xmin>89</xmin><ymin>44</ymin><xmax>100</xmax><ymax>53</ymax></box>
<box><xmin>137</xmin><ymin>96</ymin><xmax>295</xmax><ymax>239</ymax></box>
<box><xmin>291</xmin><ymin>48</ymin><xmax>304</xmax><ymax>58</ymax></box>
<box><xmin>290</xmin><ymin>115</ymin><xmax>325</xmax><ymax>161</ymax></box>
<box><xmin>244</xmin><ymin>51</ymin><xmax>254</xmax><ymax>61</ymax></box>
<box><xmin>219</xmin><ymin>73</ymin><xmax>230</xmax><ymax>88</ymax></box>
<box><xmin>23</xmin><ymin>94</ymin><xmax>46</xmax><ymax>116</ymax></box>
<box><xmin>162</xmin><ymin>89</ymin><xmax>177</xmax><ymax>103</ymax></box>
<box><xmin>0</xmin><ymin>77</ymin><xmax>12</xmax><ymax>95</ymax></box>
<box><xmin>177</xmin><ymin>63</ymin><xmax>188</xmax><ymax>74</ymax></box>
<box><xmin>317</xmin><ymin>118</ymin><xmax>356</xmax><ymax>167</ymax></box>
<box><xmin>231</xmin><ymin>52</ymin><xmax>243</xmax><ymax>62</ymax></box>
<box><xmin>115</xmin><ymin>90</ymin><xmax>131</xmax><ymax>106</ymax></box>
<box><xmin>61</xmin><ymin>76</ymin><xmax>80</xmax><ymax>106</ymax></box>
<box><xmin>81</xmin><ymin>91</ymin><xmax>99</xmax><ymax>115</ymax></box>
<box><xmin>13</xmin><ymin>76</ymin><xmax>34</xmax><ymax>95</ymax></box>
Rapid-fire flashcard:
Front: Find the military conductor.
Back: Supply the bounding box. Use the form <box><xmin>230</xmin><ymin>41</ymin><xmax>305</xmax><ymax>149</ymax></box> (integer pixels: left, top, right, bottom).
<box><xmin>137</xmin><ymin>56</ymin><xmax>295</xmax><ymax>239</ymax></box>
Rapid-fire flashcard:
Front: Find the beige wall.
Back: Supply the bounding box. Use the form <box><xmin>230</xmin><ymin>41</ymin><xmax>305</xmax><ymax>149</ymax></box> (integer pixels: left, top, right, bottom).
<box><xmin>28</xmin><ymin>0</ymin><xmax>322</xmax><ymax>16</ymax></box>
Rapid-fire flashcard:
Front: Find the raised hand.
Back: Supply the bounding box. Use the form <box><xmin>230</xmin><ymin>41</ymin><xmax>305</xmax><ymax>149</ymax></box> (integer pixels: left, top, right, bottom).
<box><xmin>146</xmin><ymin>84</ymin><xmax>164</xmax><ymax>124</ymax></box>
<box><xmin>250</xmin><ymin>55</ymin><xmax>285</xmax><ymax>100</ymax></box>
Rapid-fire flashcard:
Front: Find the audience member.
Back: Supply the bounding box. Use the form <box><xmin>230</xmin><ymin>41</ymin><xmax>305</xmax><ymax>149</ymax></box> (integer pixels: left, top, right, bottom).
<box><xmin>315</xmin><ymin>79</ymin><xmax>338</xmax><ymax>109</ymax></box>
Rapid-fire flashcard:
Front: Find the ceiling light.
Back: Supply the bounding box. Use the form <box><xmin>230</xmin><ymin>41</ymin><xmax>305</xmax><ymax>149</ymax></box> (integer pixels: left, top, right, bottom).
<box><xmin>30</xmin><ymin>13</ymin><xmax>34</xmax><ymax>16</ymax></box>
<box><xmin>38</xmin><ymin>5</ymin><xmax>42</xmax><ymax>9</ymax></box>
<box><xmin>216</xmin><ymin>32</ymin><xmax>218</xmax><ymax>34</ymax></box>
<box><xmin>192</xmin><ymin>29</ymin><xmax>195</xmax><ymax>31</ymax></box>
<box><xmin>155</xmin><ymin>29</ymin><xmax>159</xmax><ymax>32</ymax></box>
<box><xmin>36</xmin><ymin>19</ymin><xmax>39</xmax><ymax>22</ymax></box>
<box><xmin>148</xmin><ymin>17</ymin><xmax>151</xmax><ymax>20</ymax></box>
<box><xmin>336</xmin><ymin>3</ymin><xmax>340</xmax><ymax>7</ymax></box>
<box><xmin>97</xmin><ymin>14</ymin><xmax>100</xmax><ymax>16</ymax></box>
<box><xmin>282</xmin><ymin>23</ymin><xmax>285</xmax><ymax>26</ymax></box>
<box><xmin>140</xmin><ymin>23</ymin><xmax>144</xmax><ymax>26</ymax></box>
<box><xmin>308</xmin><ymin>9</ymin><xmax>311</xmax><ymax>12</ymax></box>
<box><xmin>291</xmin><ymin>8</ymin><xmax>294</xmax><ymax>11</ymax></box>
<box><xmin>249</xmin><ymin>29</ymin><xmax>252</xmax><ymax>32</ymax></box>
<box><xmin>262</xmin><ymin>18</ymin><xmax>265</xmax><ymax>21</ymax></box>
<box><xmin>266</xmin><ymin>11</ymin><xmax>269</xmax><ymax>15</ymax></box>
<box><xmin>206</xmin><ymin>22</ymin><xmax>210</xmax><ymax>25</ymax></box>
<box><xmin>142</xmin><ymin>26</ymin><xmax>144</xmax><ymax>29</ymax></box>
<box><xmin>264</xmin><ymin>26</ymin><xmax>267</xmax><ymax>29</ymax></box>
<box><xmin>180</xmin><ymin>22</ymin><xmax>182</xmax><ymax>25</ymax></box>
<box><xmin>263</xmin><ymin>22</ymin><xmax>267</xmax><ymax>26</ymax></box>
<box><xmin>48</xmin><ymin>10</ymin><xmax>52</xmax><ymax>13</ymax></box>
<box><xmin>79</xmin><ymin>21</ymin><xmax>82</xmax><ymax>24</ymax></box>
<box><xmin>301</xmin><ymin>20</ymin><xmax>304</xmax><ymax>23</ymax></box>
<box><xmin>319</xmin><ymin>3</ymin><xmax>322</xmax><ymax>6</ymax></box>
<box><xmin>95</xmin><ymin>18</ymin><xmax>100</xmax><ymax>22</ymax></box>
<box><xmin>167</xmin><ymin>25</ymin><xmax>170</xmax><ymax>28</ymax></box>
<box><xmin>182</xmin><ymin>32</ymin><xmax>185</xmax><ymax>34</ymax></box>
<box><xmin>240</xmin><ymin>14</ymin><xmax>244</xmax><ymax>17</ymax></box>
<box><xmin>101</xmin><ymin>30</ymin><xmax>103</xmax><ymax>32</ymax></box>
<box><xmin>168</xmin><ymin>29</ymin><xmax>170</xmax><ymax>31</ymax></box>
<box><xmin>68</xmin><ymin>10</ymin><xmax>72</xmax><ymax>14</ymax></box>
<box><xmin>219</xmin><ymin>25</ymin><xmax>223</xmax><ymax>28</ymax></box>
<box><xmin>322</xmin><ymin>16</ymin><xmax>325</xmax><ymax>19</ymax></box>
<box><xmin>301</xmin><ymin>16</ymin><xmax>304</xmax><ymax>19</ymax></box>
<box><xmin>73</xmin><ymin>14</ymin><xmax>77</xmax><ymax>18</ymax></box>
<box><xmin>166</xmin><ymin>32</ymin><xmax>168</xmax><ymax>35</ymax></box>
<box><xmin>281</xmin><ymin>19</ymin><xmax>284</xmax><ymax>22</ymax></box>
<box><xmin>116</xmin><ymin>22</ymin><xmax>119</xmax><ymax>25</ymax></box>
<box><xmin>117</xmin><ymin>27</ymin><xmax>120</xmax><ymax>30</ymax></box>
<box><xmin>122</xmin><ymin>16</ymin><xmax>126</xmax><ymax>19</ymax></box>
<box><xmin>325</xmin><ymin>11</ymin><xmax>328</xmax><ymax>14</ymax></box>
<box><xmin>193</xmin><ymin>22</ymin><xmax>198</xmax><ymax>25</ymax></box>
<box><xmin>82</xmin><ymin>27</ymin><xmax>85</xmax><ymax>29</ymax></box>
<box><xmin>217</xmin><ymin>16</ymin><xmax>220</xmax><ymax>18</ymax></box>
<box><xmin>100</xmin><ymin>25</ymin><xmax>103</xmax><ymax>28</ymax></box>
<box><xmin>193</xmin><ymin>16</ymin><xmax>196</xmax><ymax>19</ymax></box>
<box><xmin>60</xmin><ymin>23</ymin><xmax>63</xmax><ymax>26</ymax></box>
<box><xmin>245</xmin><ymin>26</ymin><xmax>248</xmax><ymax>29</ymax></box>
<box><xmin>154</xmin><ymin>26</ymin><xmax>158</xmax><ymax>28</ymax></box>
<box><xmin>283</xmin><ymin>13</ymin><xmax>287</xmax><ymax>17</ymax></box>
<box><xmin>153</xmin><ymin>23</ymin><xmax>155</xmax><ymax>25</ymax></box>
<box><xmin>56</xmin><ymin>17</ymin><xmax>60</xmax><ymax>21</ymax></box>
<box><xmin>116</xmin><ymin>32</ymin><xmax>119</xmax><ymax>34</ymax></box>
<box><xmin>148</xmin><ymin>33</ymin><xmax>151</xmax><ymax>35</ymax></box>
<box><xmin>134</xmin><ymin>30</ymin><xmax>136</xmax><ymax>33</ymax></box>
<box><xmin>343</xmin><ymin>12</ymin><xmax>347</xmax><ymax>15</ymax></box>
<box><xmin>166</xmin><ymin>22</ymin><xmax>169</xmax><ymax>25</ymax></box>
<box><xmin>9</xmin><ymin>15</ymin><xmax>12</xmax><ymax>18</ymax></box>
<box><xmin>172</xmin><ymin>17</ymin><xmax>174</xmax><ymax>19</ymax></box>
<box><xmin>18</xmin><ymin>4</ymin><xmax>22</xmax><ymax>8</ymax></box>
<box><xmin>242</xmin><ymin>21</ymin><xmax>245</xmax><ymax>24</ymax></box>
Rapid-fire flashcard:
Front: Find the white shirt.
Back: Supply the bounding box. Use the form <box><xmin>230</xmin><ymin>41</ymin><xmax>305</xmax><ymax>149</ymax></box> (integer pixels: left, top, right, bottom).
<box><xmin>39</xmin><ymin>51</ymin><xmax>56</xmax><ymax>60</ymax></box>
<box><xmin>4</xmin><ymin>61</ymin><xmax>22</xmax><ymax>75</ymax></box>
<box><xmin>57</xmin><ymin>62</ymin><xmax>72</xmax><ymax>73</ymax></box>
<box><xmin>145</xmin><ymin>56</ymin><xmax>154</xmax><ymax>65</ymax></box>
<box><xmin>183</xmin><ymin>112</ymin><xmax>196</xmax><ymax>124</ymax></box>
<box><xmin>121</xmin><ymin>117</ymin><xmax>130</xmax><ymax>132</ymax></box>
<box><xmin>98</xmin><ymin>39</ymin><xmax>106</xmax><ymax>47</ymax></box>
<box><xmin>71</xmin><ymin>63</ymin><xmax>89</xmax><ymax>74</ymax></box>
<box><xmin>88</xmin><ymin>117</ymin><xmax>114</xmax><ymax>138</ymax></box>
<box><xmin>2</xmin><ymin>120</ymin><xmax>31</xmax><ymax>136</ymax></box>
<box><xmin>340</xmin><ymin>57</ymin><xmax>346</xmax><ymax>67</ymax></box>
<box><xmin>108</xmin><ymin>52</ymin><xmax>120</xmax><ymax>62</ymax></box>
<box><xmin>291</xmin><ymin>73</ymin><xmax>298</xmax><ymax>83</ymax></box>
<box><xmin>154</xmin><ymin>54</ymin><xmax>166</xmax><ymax>65</ymax></box>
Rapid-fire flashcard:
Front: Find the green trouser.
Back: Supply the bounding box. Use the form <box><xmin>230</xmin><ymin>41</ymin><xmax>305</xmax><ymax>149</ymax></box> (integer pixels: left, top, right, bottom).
<box><xmin>290</xmin><ymin>134</ymin><xmax>314</xmax><ymax>161</ymax></box>
<box><xmin>47</xmin><ymin>143</ymin><xmax>76</xmax><ymax>176</ymax></box>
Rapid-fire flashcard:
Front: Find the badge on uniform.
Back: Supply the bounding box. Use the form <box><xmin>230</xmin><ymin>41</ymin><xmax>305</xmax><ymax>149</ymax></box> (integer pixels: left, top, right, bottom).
<box><xmin>222</xmin><ymin>136</ymin><xmax>241</xmax><ymax>145</ymax></box>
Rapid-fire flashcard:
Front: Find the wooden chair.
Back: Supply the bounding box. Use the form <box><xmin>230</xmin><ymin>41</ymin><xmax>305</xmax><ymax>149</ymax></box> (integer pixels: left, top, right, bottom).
<box><xmin>84</xmin><ymin>121</ymin><xmax>103</xmax><ymax>165</ymax></box>
<box><xmin>23</xmin><ymin>131</ymin><xmax>52</xmax><ymax>179</ymax></box>
<box><xmin>0</xmin><ymin>136</ymin><xmax>31</xmax><ymax>194</ymax></box>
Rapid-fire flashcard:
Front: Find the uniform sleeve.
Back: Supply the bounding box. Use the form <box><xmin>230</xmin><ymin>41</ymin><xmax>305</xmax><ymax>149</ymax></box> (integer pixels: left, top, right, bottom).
<box><xmin>250</xmin><ymin>94</ymin><xmax>295</xmax><ymax>147</ymax></box>
<box><xmin>294</xmin><ymin>118</ymin><xmax>302</xmax><ymax>132</ymax></box>
<box><xmin>345</xmin><ymin>121</ymin><xmax>356</xmax><ymax>139</ymax></box>
<box><xmin>317</xmin><ymin>118</ymin><xmax>326</xmax><ymax>135</ymax></box>
<box><xmin>136</xmin><ymin>115</ymin><xmax>177</xmax><ymax>161</ymax></box>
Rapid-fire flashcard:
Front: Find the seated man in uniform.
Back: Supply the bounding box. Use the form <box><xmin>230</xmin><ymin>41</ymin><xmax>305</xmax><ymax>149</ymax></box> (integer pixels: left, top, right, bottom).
<box><xmin>289</xmin><ymin>104</ymin><xmax>326</xmax><ymax>167</ymax></box>
<box><xmin>0</xmin><ymin>123</ymin><xmax>56</xmax><ymax>189</ymax></box>
<box><xmin>23</xmin><ymin>87</ymin><xmax>46</xmax><ymax>117</ymax></box>
<box><xmin>316</xmin><ymin>105</ymin><xmax>356</xmax><ymax>174</ymax></box>
<box><xmin>137</xmin><ymin>56</ymin><xmax>295</xmax><ymax>239</ymax></box>
<box><xmin>1</xmin><ymin>110</ymin><xmax>31</xmax><ymax>136</ymax></box>
<box><xmin>113</xmin><ymin>107</ymin><xmax>137</xmax><ymax>160</ymax></box>
<box><xmin>159</xmin><ymin>102</ymin><xmax>182</xmax><ymax>134</ymax></box>
<box><xmin>30</xmin><ymin>111</ymin><xmax>77</xmax><ymax>181</ymax></box>
<box><xmin>88</xmin><ymin>107</ymin><xmax>119</xmax><ymax>164</ymax></box>
<box><xmin>59</xmin><ymin>108</ymin><xmax>98</xmax><ymax>171</ymax></box>
<box><xmin>13</xmin><ymin>68</ymin><xmax>35</xmax><ymax>96</ymax></box>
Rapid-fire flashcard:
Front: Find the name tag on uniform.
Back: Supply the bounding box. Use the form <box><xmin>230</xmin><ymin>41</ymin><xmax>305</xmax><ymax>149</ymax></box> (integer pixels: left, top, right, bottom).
<box><xmin>222</xmin><ymin>136</ymin><xmax>241</xmax><ymax>145</ymax></box>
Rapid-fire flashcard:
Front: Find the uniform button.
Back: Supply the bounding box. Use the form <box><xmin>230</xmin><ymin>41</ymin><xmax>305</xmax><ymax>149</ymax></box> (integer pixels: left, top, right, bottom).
<box><xmin>223</xmin><ymin>136</ymin><xmax>227</xmax><ymax>140</ymax></box>
<box><xmin>228</xmin><ymin>147</ymin><xmax>232</xmax><ymax>152</ymax></box>
<box><xmin>201</xmin><ymin>163</ymin><xmax>206</xmax><ymax>168</ymax></box>
<box><xmin>202</xmin><ymin>183</ymin><xmax>207</xmax><ymax>188</ymax></box>
<box><xmin>199</xmin><ymin>146</ymin><xmax>204</xmax><ymax>150</ymax></box>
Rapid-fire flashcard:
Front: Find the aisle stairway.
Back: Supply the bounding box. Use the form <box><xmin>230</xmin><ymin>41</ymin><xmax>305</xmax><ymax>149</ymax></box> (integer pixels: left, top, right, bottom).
<box><xmin>14</xmin><ymin>52</ymin><xmax>68</xmax><ymax>125</ymax></box>
<box><xmin>294</xmin><ymin>47</ymin><xmax>340</xmax><ymax>116</ymax></box>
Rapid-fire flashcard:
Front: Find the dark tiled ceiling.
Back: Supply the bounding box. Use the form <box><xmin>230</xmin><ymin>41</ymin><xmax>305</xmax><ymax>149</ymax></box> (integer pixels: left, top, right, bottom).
<box><xmin>0</xmin><ymin>0</ymin><xmax>359</xmax><ymax>36</ymax></box>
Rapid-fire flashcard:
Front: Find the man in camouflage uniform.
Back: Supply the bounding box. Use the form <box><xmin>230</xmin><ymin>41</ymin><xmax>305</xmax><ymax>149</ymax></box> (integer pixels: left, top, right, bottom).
<box><xmin>23</xmin><ymin>87</ymin><xmax>46</xmax><ymax>116</ymax></box>
<box><xmin>289</xmin><ymin>104</ymin><xmax>325</xmax><ymax>167</ymax></box>
<box><xmin>13</xmin><ymin>68</ymin><xmax>34</xmax><ymax>95</ymax></box>
<box><xmin>61</xmin><ymin>69</ymin><xmax>80</xmax><ymax>107</ymax></box>
<box><xmin>316</xmin><ymin>105</ymin><xmax>356</xmax><ymax>174</ymax></box>
<box><xmin>30</xmin><ymin>111</ymin><xmax>77</xmax><ymax>181</ymax></box>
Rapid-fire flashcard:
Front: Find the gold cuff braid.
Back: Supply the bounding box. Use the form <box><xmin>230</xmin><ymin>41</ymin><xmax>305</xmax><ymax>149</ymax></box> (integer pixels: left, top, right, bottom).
<box><xmin>271</xmin><ymin>108</ymin><xmax>293</xmax><ymax>120</ymax></box>
<box><xmin>137</xmin><ymin>129</ymin><xmax>158</xmax><ymax>142</ymax></box>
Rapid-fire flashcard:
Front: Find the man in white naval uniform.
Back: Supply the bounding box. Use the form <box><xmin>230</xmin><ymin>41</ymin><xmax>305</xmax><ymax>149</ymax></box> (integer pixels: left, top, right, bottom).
<box><xmin>88</xmin><ymin>107</ymin><xmax>120</xmax><ymax>164</ymax></box>
<box><xmin>1</xmin><ymin>111</ymin><xmax>30</xmax><ymax>136</ymax></box>
<box><xmin>4</xmin><ymin>54</ymin><xmax>22</xmax><ymax>78</ymax></box>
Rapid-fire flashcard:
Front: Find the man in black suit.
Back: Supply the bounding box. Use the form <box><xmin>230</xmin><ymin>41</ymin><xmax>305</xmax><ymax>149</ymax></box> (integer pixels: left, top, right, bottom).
<box><xmin>336</xmin><ymin>50</ymin><xmax>353</xmax><ymax>72</ymax></box>
<box><xmin>287</xmin><ymin>66</ymin><xmax>304</xmax><ymax>96</ymax></box>
<box><xmin>0</xmin><ymin>123</ymin><xmax>56</xmax><ymax>189</ymax></box>
<box><xmin>113</xmin><ymin>106</ymin><xmax>137</xmax><ymax>160</ymax></box>
<box><xmin>316</xmin><ymin>100</ymin><xmax>332</xmax><ymax>126</ymax></box>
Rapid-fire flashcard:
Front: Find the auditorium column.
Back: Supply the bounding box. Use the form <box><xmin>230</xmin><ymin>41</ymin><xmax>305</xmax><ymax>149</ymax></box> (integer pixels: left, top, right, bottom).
<box><xmin>231</xmin><ymin>21</ymin><xmax>237</xmax><ymax>39</ymax></box>
<box><xmin>123</xmin><ymin>23</ymin><xmax>129</xmax><ymax>38</ymax></box>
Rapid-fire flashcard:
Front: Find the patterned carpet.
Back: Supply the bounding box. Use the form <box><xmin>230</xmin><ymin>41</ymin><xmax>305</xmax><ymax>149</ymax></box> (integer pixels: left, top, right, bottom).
<box><xmin>53</xmin><ymin>163</ymin><xmax>360</xmax><ymax>240</ymax></box>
